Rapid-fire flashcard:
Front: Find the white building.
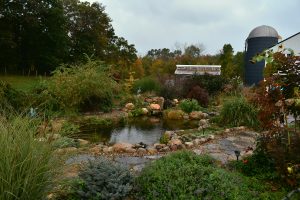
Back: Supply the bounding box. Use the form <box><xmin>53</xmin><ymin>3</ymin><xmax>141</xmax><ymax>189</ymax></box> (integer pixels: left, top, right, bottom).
<box><xmin>269</xmin><ymin>32</ymin><xmax>300</xmax><ymax>56</ymax></box>
<box><xmin>175</xmin><ymin>65</ymin><xmax>221</xmax><ymax>76</ymax></box>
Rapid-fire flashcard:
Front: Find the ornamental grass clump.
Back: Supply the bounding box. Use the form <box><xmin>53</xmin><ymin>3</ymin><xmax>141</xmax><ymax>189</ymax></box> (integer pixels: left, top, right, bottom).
<box><xmin>219</xmin><ymin>96</ymin><xmax>259</xmax><ymax>128</ymax></box>
<box><xmin>0</xmin><ymin>116</ymin><xmax>54</xmax><ymax>200</ymax></box>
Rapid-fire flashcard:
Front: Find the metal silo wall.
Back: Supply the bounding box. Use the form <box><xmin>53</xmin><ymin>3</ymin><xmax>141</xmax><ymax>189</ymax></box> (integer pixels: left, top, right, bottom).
<box><xmin>245</xmin><ymin>37</ymin><xmax>278</xmax><ymax>85</ymax></box>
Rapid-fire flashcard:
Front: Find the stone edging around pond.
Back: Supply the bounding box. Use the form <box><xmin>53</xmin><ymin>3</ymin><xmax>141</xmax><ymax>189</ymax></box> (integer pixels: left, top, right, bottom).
<box><xmin>54</xmin><ymin>126</ymin><xmax>256</xmax><ymax>161</ymax></box>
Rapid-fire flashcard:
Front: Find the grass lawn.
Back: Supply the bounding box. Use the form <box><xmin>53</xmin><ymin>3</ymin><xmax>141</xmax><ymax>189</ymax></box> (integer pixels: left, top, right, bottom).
<box><xmin>0</xmin><ymin>75</ymin><xmax>46</xmax><ymax>91</ymax></box>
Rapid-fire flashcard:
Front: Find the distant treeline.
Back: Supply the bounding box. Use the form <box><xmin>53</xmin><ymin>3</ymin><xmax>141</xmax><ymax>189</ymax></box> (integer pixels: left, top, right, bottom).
<box><xmin>0</xmin><ymin>0</ymin><xmax>244</xmax><ymax>79</ymax></box>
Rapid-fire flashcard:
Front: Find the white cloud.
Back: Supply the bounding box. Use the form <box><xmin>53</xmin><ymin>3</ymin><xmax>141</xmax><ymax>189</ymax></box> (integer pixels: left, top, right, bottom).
<box><xmin>85</xmin><ymin>0</ymin><xmax>300</xmax><ymax>55</ymax></box>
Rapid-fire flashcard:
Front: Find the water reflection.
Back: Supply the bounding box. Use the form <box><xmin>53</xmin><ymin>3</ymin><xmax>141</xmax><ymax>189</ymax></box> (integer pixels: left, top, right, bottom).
<box><xmin>75</xmin><ymin>117</ymin><xmax>198</xmax><ymax>145</ymax></box>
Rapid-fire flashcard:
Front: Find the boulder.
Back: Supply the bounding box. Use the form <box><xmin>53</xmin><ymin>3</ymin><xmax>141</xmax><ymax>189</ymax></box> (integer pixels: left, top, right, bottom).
<box><xmin>149</xmin><ymin>103</ymin><xmax>161</xmax><ymax>110</ymax></box>
<box><xmin>125</xmin><ymin>103</ymin><xmax>135</xmax><ymax>110</ymax></box>
<box><xmin>137</xmin><ymin>148</ymin><xmax>147</xmax><ymax>154</ymax></box>
<box><xmin>154</xmin><ymin>143</ymin><xmax>166</xmax><ymax>150</ymax></box>
<box><xmin>159</xmin><ymin>146</ymin><xmax>170</xmax><ymax>152</ymax></box>
<box><xmin>89</xmin><ymin>146</ymin><xmax>102</xmax><ymax>154</ymax></box>
<box><xmin>147</xmin><ymin>147</ymin><xmax>158</xmax><ymax>155</ymax></box>
<box><xmin>185</xmin><ymin>142</ymin><xmax>194</xmax><ymax>149</ymax></box>
<box><xmin>113</xmin><ymin>143</ymin><xmax>133</xmax><ymax>153</ymax></box>
<box><xmin>189</xmin><ymin>111</ymin><xmax>203</xmax><ymax>120</ymax></box>
<box><xmin>199</xmin><ymin>119</ymin><xmax>209</xmax><ymax>127</ymax></box>
<box><xmin>125</xmin><ymin>147</ymin><xmax>137</xmax><ymax>153</ymax></box>
<box><xmin>166</xmin><ymin>110</ymin><xmax>184</xmax><ymax>120</ymax></box>
<box><xmin>141</xmin><ymin>108</ymin><xmax>149</xmax><ymax>115</ymax></box>
<box><xmin>200</xmin><ymin>113</ymin><xmax>209</xmax><ymax>119</ymax></box>
<box><xmin>183</xmin><ymin>114</ymin><xmax>189</xmax><ymax>120</ymax></box>
<box><xmin>168</xmin><ymin>138</ymin><xmax>182</xmax><ymax>146</ymax></box>
<box><xmin>103</xmin><ymin>147</ymin><xmax>113</xmax><ymax>153</ymax></box>
<box><xmin>78</xmin><ymin>139</ymin><xmax>89</xmax><ymax>146</ymax></box>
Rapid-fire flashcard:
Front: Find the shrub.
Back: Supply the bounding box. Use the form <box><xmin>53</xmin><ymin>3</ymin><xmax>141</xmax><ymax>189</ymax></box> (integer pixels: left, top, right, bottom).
<box><xmin>70</xmin><ymin>158</ymin><xmax>133</xmax><ymax>200</ymax></box>
<box><xmin>132</xmin><ymin>76</ymin><xmax>161</xmax><ymax>94</ymax></box>
<box><xmin>183</xmin><ymin>74</ymin><xmax>228</xmax><ymax>96</ymax></box>
<box><xmin>135</xmin><ymin>151</ymin><xmax>280</xmax><ymax>199</ymax></box>
<box><xmin>0</xmin><ymin>116</ymin><xmax>54</xmax><ymax>200</ymax></box>
<box><xmin>45</xmin><ymin>60</ymin><xmax>119</xmax><ymax>113</ymax></box>
<box><xmin>186</xmin><ymin>85</ymin><xmax>209</xmax><ymax>107</ymax></box>
<box><xmin>51</xmin><ymin>137</ymin><xmax>79</xmax><ymax>149</ymax></box>
<box><xmin>179</xmin><ymin>99</ymin><xmax>201</xmax><ymax>113</ymax></box>
<box><xmin>59</xmin><ymin>121</ymin><xmax>80</xmax><ymax>137</ymax></box>
<box><xmin>0</xmin><ymin>80</ymin><xmax>26</xmax><ymax>112</ymax></box>
<box><xmin>219</xmin><ymin>96</ymin><xmax>259</xmax><ymax>128</ymax></box>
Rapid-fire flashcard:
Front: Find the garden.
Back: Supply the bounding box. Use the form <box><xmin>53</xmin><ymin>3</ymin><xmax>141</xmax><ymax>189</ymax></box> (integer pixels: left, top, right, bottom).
<box><xmin>0</xmin><ymin>49</ymin><xmax>300</xmax><ymax>200</ymax></box>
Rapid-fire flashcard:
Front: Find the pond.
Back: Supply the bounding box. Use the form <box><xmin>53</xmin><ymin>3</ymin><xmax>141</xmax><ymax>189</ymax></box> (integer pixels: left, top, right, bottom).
<box><xmin>74</xmin><ymin>116</ymin><xmax>199</xmax><ymax>145</ymax></box>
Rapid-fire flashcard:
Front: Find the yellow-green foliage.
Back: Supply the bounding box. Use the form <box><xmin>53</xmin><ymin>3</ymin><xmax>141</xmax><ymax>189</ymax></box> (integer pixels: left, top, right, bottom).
<box><xmin>46</xmin><ymin>60</ymin><xmax>119</xmax><ymax>112</ymax></box>
<box><xmin>165</xmin><ymin>109</ymin><xmax>185</xmax><ymax>120</ymax></box>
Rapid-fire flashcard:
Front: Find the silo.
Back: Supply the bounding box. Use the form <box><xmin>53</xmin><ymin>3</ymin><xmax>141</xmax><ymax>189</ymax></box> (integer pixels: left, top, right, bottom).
<box><xmin>245</xmin><ymin>25</ymin><xmax>279</xmax><ymax>85</ymax></box>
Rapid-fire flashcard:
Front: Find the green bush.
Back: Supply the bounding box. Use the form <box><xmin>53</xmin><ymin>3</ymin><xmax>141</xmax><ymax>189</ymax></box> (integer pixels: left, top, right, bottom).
<box><xmin>51</xmin><ymin>137</ymin><xmax>79</xmax><ymax>149</ymax></box>
<box><xmin>132</xmin><ymin>77</ymin><xmax>161</xmax><ymax>94</ymax></box>
<box><xmin>70</xmin><ymin>158</ymin><xmax>133</xmax><ymax>200</ymax></box>
<box><xmin>179</xmin><ymin>99</ymin><xmax>201</xmax><ymax>113</ymax></box>
<box><xmin>0</xmin><ymin>116</ymin><xmax>55</xmax><ymax>200</ymax></box>
<box><xmin>219</xmin><ymin>96</ymin><xmax>259</xmax><ymax>128</ymax></box>
<box><xmin>0</xmin><ymin>80</ymin><xmax>26</xmax><ymax>112</ymax></box>
<box><xmin>59</xmin><ymin>121</ymin><xmax>80</xmax><ymax>137</ymax></box>
<box><xmin>45</xmin><ymin>60</ymin><xmax>119</xmax><ymax>113</ymax></box>
<box><xmin>135</xmin><ymin>151</ymin><xmax>283</xmax><ymax>200</ymax></box>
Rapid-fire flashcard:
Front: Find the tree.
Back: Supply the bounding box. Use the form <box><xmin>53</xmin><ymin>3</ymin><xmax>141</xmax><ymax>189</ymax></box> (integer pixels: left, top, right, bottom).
<box><xmin>0</xmin><ymin>0</ymin><xmax>68</xmax><ymax>74</ymax></box>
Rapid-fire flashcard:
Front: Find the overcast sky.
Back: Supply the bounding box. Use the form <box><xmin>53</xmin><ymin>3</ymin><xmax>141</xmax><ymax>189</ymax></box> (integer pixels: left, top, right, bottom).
<box><xmin>87</xmin><ymin>0</ymin><xmax>300</xmax><ymax>55</ymax></box>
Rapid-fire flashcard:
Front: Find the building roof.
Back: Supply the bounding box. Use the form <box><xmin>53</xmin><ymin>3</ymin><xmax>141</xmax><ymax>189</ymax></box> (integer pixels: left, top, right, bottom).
<box><xmin>175</xmin><ymin>65</ymin><xmax>221</xmax><ymax>75</ymax></box>
<box><xmin>247</xmin><ymin>25</ymin><xmax>280</xmax><ymax>39</ymax></box>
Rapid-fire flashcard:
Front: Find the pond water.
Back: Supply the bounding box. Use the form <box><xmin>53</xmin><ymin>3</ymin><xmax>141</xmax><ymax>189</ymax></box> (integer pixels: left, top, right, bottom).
<box><xmin>74</xmin><ymin>116</ymin><xmax>199</xmax><ymax>145</ymax></box>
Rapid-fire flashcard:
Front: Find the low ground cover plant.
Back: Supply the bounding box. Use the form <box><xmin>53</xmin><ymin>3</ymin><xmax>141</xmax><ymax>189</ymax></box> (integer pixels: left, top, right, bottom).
<box><xmin>179</xmin><ymin>99</ymin><xmax>201</xmax><ymax>113</ymax></box>
<box><xmin>134</xmin><ymin>151</ymin><xmax>283</xmax><ymax>199</ymax></box>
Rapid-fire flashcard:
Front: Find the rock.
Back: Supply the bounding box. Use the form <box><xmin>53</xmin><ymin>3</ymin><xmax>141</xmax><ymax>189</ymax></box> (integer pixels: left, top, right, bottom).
<box><xmin>156</xmin><ymin>97</ymin><xmax>165</xmax><ymax>109</ymax></box>
<box><xmin>125</xmin><ymin>147</ymin><xmax>137</xmax><ymax>153</ymax></box>
<box><xmin>168</xmin><ymin>139</ymin><xmax>182</xmax><ymax>146</ymax></box>
<box><xmin>147</xmin><ymin>147</ymin><xmax>158</xmax><ymax>155</ymax></box>
<box><xmin>200</xmin><ymin>138</ymin><xmax>207</xmax><ymax>143</ymax></box>
<box><xmin>183</xmin><ymin>114</ymin><xmax>189</xmax><ymax>120</ymax></box>
<box><xmin>177</xmin><ymin>144</ymin><xmax>186</xmax><ymax>150</ymax></box>
<box><xmin>169</xmin><ymin>145</ymin><xmax>177</xmax><ymax>151</ymax></box>
<box><xmin>125</xmin><ymin>103</ymin><xmax>135</xmax><ymax>110</ymax></box>
<box><xmin>199</xmin><ymin>119</ymin><xmax>209</xmax><ymax>126</ymax></box>
<box><xmin>154</xmin><ymin>143</ymin><xmax>166</xmax><ymax>150</ymax></box>
<box><xmin>103</xmin><ymin>146</ymin><xmax>113</xmax><ymax>153</ymax></box>
<box><xmin>78</xmin><ymin>139</ymin><xmax>89</xmax><ymax>146</ymax></box>
<box><xmin>189</xmin><ymin>111</ymin><xmax>203</xmax><ymax>120</ymax></box>
<box><xmin>113</xmin><ymin>143</ymin><xmax>133</xmax><ymax>153</ymax></box>
<box><xmin>166</xmin><ymin>110</ymin><xmax>184</xmax><ymax>120</ymax></box>
<box><xmin>141</xmin><ymin>108</ymin><xmax>149</xmax><ymax>115</ymax></box>
<box><xmin>193</xmin><ymin>139</ymin><xmax>201</xmax><ymax>146</ymax></box>
<box><xmin>285</xmin><ymin>98</ymin><xmax>295</xmax><ymax>106</ymax></box>
<box><xmin>89</xmin><ymin>146</ymin><xmax>102</xmax><ymax>154</ymax></box>
<box><xmin>208</xmin><ymin>135</ymin><xmax>215</xmax><ymax>140</ymax></box>
<box><xmin>159</xmin><ymin>146</ymin><xmax>170</xmax><ymax>152</ymax></box>
<box><xmin>185</xmin><ymin>142</ymin><xmax>194</xmax><ymax>148</ymax></box>
<box><xmin>137</xmin><ymin>148</ymin><xmax>147</xmax><ymax>154</ymax></box>
<box><xmin>173</xmin><ymin>99</ymin><xmax>179</xmax><ymax>104</ymax></box>
<box><xmin>200</xmin><ymin>113</ymin><xmax>209</xmax><ymax>119</ymax></box>
<box><xmin>224</xmin><ymin>128</ymin><xmax>231</xmax><ymax>133</ymax></box>
<box><xmin>163</xmin><ymin>131</ymin><xmax>174</xmax><ymax>140</ymax></box>
<box><xmin>149</xmin><ymin>103</ymin><xmax>161</xmax><ymax>110</ymax></box>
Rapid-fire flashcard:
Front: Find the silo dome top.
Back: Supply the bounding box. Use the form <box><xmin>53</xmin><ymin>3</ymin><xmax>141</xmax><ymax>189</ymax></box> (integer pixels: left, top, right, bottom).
<box><xmin>247</xmin><ymin>25</ymin><xmax>279</xmax><ymax>39</ymax></box>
